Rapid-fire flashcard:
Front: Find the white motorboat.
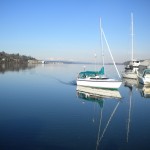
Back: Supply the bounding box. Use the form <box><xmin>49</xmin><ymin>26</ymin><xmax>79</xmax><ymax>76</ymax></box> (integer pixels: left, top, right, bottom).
<box><xmin>122</xmin><ymin>60</ymin><xmax>140</xmax><ymax>79</ymax></box>
<box><xmin>137</xmin><ymin>60</ymin><xmax>150</xmax><ymax>85</ymax></box>
<box><xmin>138</xmin><ymin>69</ymin><xmax>150</xmax><ymax>85</ymax></box>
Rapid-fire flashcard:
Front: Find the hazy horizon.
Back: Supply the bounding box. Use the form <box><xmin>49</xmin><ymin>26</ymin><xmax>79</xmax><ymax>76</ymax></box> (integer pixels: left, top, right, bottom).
<box><xmin>0</xmin><ymin>0</ymin><xmax>150</xmax><ymax>63</ymax></box>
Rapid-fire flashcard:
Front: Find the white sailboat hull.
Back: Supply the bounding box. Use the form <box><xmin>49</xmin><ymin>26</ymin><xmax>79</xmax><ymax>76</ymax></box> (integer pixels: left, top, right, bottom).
<box><xmin>76</xmin><ymin>19</ymin><xmax>122</xmax><ymax>90</ymax></box>
<box><xmin>77</xmin><ymin>78</ymin><xmax>122</xmax><ymax>89</ymax></box>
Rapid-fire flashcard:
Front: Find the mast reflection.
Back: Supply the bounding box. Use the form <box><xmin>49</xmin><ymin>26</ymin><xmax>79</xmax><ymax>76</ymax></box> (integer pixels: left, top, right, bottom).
<box><xmin>76</xmin><ymin>86</ymin><xmax>122</xmax><ymax>150</ymax></box>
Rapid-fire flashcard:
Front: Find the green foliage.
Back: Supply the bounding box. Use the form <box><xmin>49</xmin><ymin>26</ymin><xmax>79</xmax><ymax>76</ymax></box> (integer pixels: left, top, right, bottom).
<box><xmin>0</xmin><ymin>51</ymin><xmax>36</xmax><ymax>63</ymax></box>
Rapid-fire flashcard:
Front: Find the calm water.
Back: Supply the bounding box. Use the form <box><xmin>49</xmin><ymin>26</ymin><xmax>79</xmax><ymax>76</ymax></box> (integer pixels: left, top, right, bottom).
<box><xmin>0</xmin><ymin>64</ymin><xmax>150</xmax><ymax>150</ymax></box>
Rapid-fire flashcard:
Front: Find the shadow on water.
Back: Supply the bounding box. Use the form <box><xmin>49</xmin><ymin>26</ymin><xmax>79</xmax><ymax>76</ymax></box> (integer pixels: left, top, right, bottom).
<box><xmin>58</xmin><ymin>79</ymin><xmax>77</xmax><ymax>86</ymax></box>
<box><xmin>49</xmin><ymin>75</ymin><xmax>77</xmax><ymax>86</ymax></box>
<box><xmin>37</xmin><ymin>72</ymin><xmax>77</xmax><ymax>86</ymax></box>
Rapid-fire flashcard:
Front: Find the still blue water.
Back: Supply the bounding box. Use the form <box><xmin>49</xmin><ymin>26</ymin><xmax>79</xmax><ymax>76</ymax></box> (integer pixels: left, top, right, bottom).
<box><xmin>0</xmin><ymin>64</ymin><xmax>150</xmax><ymax>150</ymax></box>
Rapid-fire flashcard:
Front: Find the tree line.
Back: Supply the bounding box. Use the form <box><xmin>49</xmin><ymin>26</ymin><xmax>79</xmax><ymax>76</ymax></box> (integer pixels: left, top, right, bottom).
<box><xmin>0</xmin><ymin>51</ymin><xmax>36</xmax><ymax>64</ymax></box>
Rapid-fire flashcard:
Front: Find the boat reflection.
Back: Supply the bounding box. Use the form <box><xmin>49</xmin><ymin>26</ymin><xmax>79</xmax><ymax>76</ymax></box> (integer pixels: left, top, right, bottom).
<box><xmin>122</xmin><ymin>78</ymin><xmax>138</xmax><ymax>89</ymax></box>
<box><xmin>137</xmin><ymin>84</ymin><xmax>150</xmax><ymax>98</ymax></box>
<box><xmin>76</xmin><ymin>86</ymin><xmax>122</xmax><ymax>100</ymax></box>
<box><xmin>76</xmin><ymin>86</ymin><xmax>122</xmax><ymax>150</ymax></box>
<box><xmin>0</xmin><ymin>63</ymin><xmax>36</xmax><ymax>74</ymax></box>
<box><xmin>123</xmin><ymin>78</ymin><xmax>150</xmax><ymax>98</ymax></box>
<box><xmin>122</xmin><ymin>78</ymin><xmax>134</xmax><ymax>143</ymax></box>
<box><xmin>126</xmin><ymin>84</ymin><xmax>132</xmax><ymax>143</ymax></box>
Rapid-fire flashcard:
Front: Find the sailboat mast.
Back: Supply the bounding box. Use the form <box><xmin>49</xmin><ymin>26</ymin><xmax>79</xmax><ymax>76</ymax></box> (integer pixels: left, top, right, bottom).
<box><xmin>131</xmin><ymin>12</ymin><xmax>134</xmax><ymax>61</ymax></box>
<box><xmin>100</xmin><ymin>18</ymin><xmax>104</xmax><ymax>68</ymax></box>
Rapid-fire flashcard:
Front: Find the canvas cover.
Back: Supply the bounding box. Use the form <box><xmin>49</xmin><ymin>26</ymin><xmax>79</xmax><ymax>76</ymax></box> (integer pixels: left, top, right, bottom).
<box><xmin>78</xmin><ymin>67</ymin><xmax>104</xmax><ymax>78</ymax></box>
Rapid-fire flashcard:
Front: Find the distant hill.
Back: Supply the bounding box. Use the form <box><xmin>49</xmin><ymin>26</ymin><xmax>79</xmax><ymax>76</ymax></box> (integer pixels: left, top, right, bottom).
<box><xmin>123</xmin><ymin>59</ymin><xmax>149</xmax><ymax>65</ymax></box>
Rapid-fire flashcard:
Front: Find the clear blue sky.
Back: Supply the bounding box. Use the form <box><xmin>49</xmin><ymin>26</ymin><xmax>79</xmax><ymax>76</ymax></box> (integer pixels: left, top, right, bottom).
<box><xmin>0</xmin><ymin>0</ymin><xmax>150</xmax><ymax>62</ymax></box>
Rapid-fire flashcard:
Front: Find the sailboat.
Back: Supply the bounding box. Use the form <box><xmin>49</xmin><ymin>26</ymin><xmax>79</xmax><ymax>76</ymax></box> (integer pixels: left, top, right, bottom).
<box><xmin>122</xmin><ymin>13</ymin><xmax>140</xmax><ymax>79</ymax></box>
<box><xmin>77</xmin><ymin>19</ymin><xmax>122</xmax><ymax>90</ymax></box>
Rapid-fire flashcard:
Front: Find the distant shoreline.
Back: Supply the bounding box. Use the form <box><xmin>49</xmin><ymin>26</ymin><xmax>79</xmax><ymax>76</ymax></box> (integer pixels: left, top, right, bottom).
<box><xmin>0</xmin><ymin>51</ymin><xmax>133</xmax><ymax>65</ymax></box>
<box><xmin>0</xmin><ymin>51</ymin><xmax>36</xmax><ymax>64</ymax></box>
<box><xmin>42</xmin><ymin>60</ymin><xmax>123</xmax><ymax>65</ymax></box>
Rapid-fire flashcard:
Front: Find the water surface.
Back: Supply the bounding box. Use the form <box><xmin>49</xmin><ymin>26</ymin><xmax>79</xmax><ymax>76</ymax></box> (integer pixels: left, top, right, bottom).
<box><xmin>0</xmin><ymin>64</ymin><xmax>150</xmax><ymax>150</ymax></box>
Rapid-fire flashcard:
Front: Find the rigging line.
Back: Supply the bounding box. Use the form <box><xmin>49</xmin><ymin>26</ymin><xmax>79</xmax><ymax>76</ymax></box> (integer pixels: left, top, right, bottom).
<box><xmin>98</xmin><ymin>101</ymin><xmax>120</xmax><ymax>143</ymax></box>
<box><xmin>96</xmin><ymin>107</ymin><xmax>103</xmax><ymax>150</ymax></box>
<box><xmin>127</xmin><ymin>89</ymin><xmax>132</xmax><ymax>143</ymax></box>
<box><xmin>101</xmin><ymin>28</ymin><xmax>121</xmax><ymax>78</ymax></box>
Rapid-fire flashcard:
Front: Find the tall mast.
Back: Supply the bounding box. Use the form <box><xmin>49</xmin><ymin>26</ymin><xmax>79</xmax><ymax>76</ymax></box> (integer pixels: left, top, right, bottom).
<box><xmin>100</xmin><ymin>18</ymin><xmax>104</xmax><ymax>67</ymax></box>
<box><xmin>131</xmin><ymin>12</ymin><xmax>134</xmax><ymax>61</ymax></box>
